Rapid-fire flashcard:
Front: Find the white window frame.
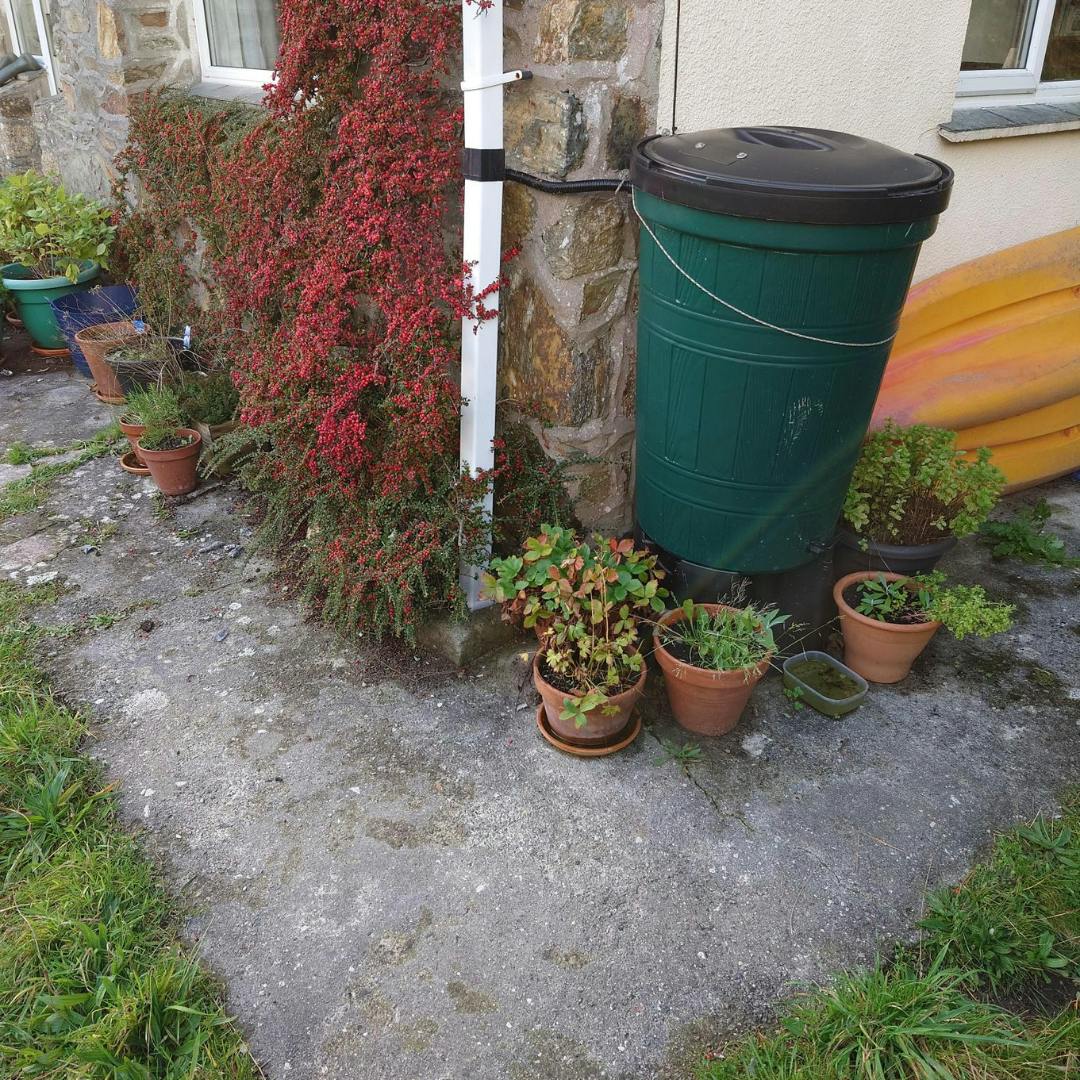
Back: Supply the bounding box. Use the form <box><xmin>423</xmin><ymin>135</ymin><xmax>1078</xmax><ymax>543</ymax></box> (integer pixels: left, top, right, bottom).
<box><xmin>190</xmin><ymin>0</ymin><xmax>275</xmax><ymax>86</ymax></box>
<box><xmin>2</xmin><ymin>0</ymin><xmax>57</xmax><ymax>95</ymax></box>
<box><xmin>957</xmin><ymin>0</ymin><xmax>1080</xmax><ymax>104</ymax></box>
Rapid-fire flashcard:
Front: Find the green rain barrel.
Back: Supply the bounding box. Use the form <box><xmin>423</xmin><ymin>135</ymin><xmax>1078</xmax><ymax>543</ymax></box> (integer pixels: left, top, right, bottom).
<box><xmin>630</xmin><ymin>127</ymin><xmax>953</xmax><ymax>575</ymax></box>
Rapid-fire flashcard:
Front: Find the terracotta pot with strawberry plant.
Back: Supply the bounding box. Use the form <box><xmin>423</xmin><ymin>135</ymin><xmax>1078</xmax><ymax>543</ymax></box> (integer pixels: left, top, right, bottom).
<box><xmin>835</xmin><ymin>570</ymin><xmax>1013</xmax><ymax>684</ymax></box>
<box><xmin>136</xmin><ymin>425</ymin><xmax>202</xmax><ymax>496</ymax></box>
<box><xmin>837</xmin><ymin>421</ymin><xmax>1005</xmax><ymax>579</ymax></box>
<box><xmin>487</xmin><ymin>532</ymin><xmax>668</xmax><ymax>751</ymax></box>
<box><xmin>654</xmin><ymin>600</ymin><xmax>788</xmax><ymax>736</ymax></box>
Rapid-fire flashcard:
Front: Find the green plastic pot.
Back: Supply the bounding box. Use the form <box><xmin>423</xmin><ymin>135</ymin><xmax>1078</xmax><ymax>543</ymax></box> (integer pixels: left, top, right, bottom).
<box><xmin>1</xmin><ymin>261</ymin><xmax>100</xmax><ymax>350</ymax></box>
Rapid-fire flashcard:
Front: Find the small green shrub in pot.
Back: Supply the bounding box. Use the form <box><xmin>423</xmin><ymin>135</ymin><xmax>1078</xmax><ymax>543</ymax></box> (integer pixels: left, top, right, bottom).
<box><xmin>0</xmin><ymin>172</ymin><xmax>114</xmax><ymax>282</ymax></box>
<box><xmin>852</xmin><ymin>572</ymin><xmax>1014</xmax><ymax>640</ymax></box>
<box><xmin>835</xmin><ymin>568</ymin><xmax>1014</xmax><ymax>684</ymax></box>
<box><xmin>842</xmin><ymin>421</ymin><xmax>1005</xmax><ymax>548</ymax></box>
<box><xmin>179</xmin><ymin>372</ymin><xmax>240</xmax><ymax>426</ymax></box>
<box><xmin>121</xmin><ymin>385</ymin><xmax>188</xmax><ymax>431</ymax></box>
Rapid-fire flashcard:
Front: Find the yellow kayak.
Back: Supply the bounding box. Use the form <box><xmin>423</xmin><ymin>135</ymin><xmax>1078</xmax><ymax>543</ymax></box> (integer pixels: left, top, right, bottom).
<box><xmin>873</xmin><ymin>227</ymin><xmax>1080</xmax><ymax>488</ymax></box>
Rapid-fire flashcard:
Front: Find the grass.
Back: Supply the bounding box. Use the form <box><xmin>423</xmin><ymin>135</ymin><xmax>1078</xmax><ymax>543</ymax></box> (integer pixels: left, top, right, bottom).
<box><xmin>0</xmin><ymin>581</ymin><xmax>259</xmax><ymax>1077</ymax></box>
<box><xmin>920</xmin><ymin>797</ymin><xmax>1080</xmax><ymax>992</ymax></box>
<box><xmin>0</xmin><ymin>426</ymin><xmax>123</xmax><ymax>522</ymax></box>
<box><xmin>698</xmin><ymin>796</ymin><xmax>1080</xmax><ymax>1080</ymax></box>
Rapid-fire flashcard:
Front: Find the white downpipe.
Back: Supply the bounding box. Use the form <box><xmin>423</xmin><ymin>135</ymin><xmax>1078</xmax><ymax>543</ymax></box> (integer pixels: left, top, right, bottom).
<box><xmin>459</xmin><ymin>0</ymin><xmax>507</xmax><ymax>611</ymax></box>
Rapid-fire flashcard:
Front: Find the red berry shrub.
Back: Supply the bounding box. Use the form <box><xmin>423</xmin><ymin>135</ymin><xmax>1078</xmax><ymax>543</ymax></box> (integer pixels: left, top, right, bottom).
<box><xmin>115</xmin><ymin>1</ymin><xmax>516</xmax><ymax>641</ymax></box>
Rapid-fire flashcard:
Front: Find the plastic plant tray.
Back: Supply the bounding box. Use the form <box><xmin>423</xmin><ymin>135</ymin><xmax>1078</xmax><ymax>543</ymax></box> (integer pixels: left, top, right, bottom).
<box><xmin>782</xmin><ymin>650</ymin><xmax>868</xmax><ymax>718</ymax></box>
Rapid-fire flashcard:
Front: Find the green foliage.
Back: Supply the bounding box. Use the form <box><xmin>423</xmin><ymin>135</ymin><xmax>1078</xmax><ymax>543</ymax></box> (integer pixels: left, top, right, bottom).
<box><xmin>661</xmin><ymin>600</ymin><xmax>788</xmax><ymax>673</ymax></box>
<box><xmin>844</xmin><ymin>421</ymin><xmax>1005</xmax><ymax>545</ymax></box>
<box><xmin>0</xmin><ymin>426</ymin><xmax>122</xmax><ymax>522</ymax></box>
<box><xmin>0</xmin><ymin>171</ymin><xmax>115</xmax><ymax>282</ymax></box>
<box><xmin>852</xmin><ymin>572</ymin><xmax>1014</xmax><ymax>641</ymax></box>
<box><xmin>179</xmin><ymin>372</ymin><xmax>240</xmax><ymax>426</ymax></box>
<box><xmin>923</xmin><ymin>581</ymin><xmax>1015</xmax><ymax>640</ymax></box>
<box><xmin>980</xmin><ymin>499</ymin><xmax>1079</xmax><ymax>568</ymax></box>
<box><xmin>853</xmin><ymin>574</ymin><xmax>929</xmax><ymax>623</ymax></box>
<box><xmin>492</xmin><ymin>422</ymin><xmax>577</xmax><ymax>552</ymax></box>
<box><xmin>493</xmin><ymin>533</ymin><xmax>668</xmax><ymax>726</ymax></box>
<box><xmin>0</xmin><ymin>582</ymin><xmax>257</xmax><ymax>1076</ymax></box>
<box><xmin>481</xmin><ymin>523</ymin><xmax>579</xmax><ymax>631</ymax></box>
<box><xmin>122</xmin><ymin>385</ymin><xmax>187</xmax><ymax>430</ymax></box>
<box><xmin>698</xmin><ymin>958</ymin><xmax>1076</xmax><ymax>1080</ymax></box>
<box><xmin>656</xmin><ymin>738</ymin><xmax>703</xmax><ymax>766</ymax></box>
<box><xmin>920</xmin><ymin>792</ymin><xmax>1080</xmax><ymax>991</ymax></box>
<box><xmin>139</xmin><ymin>429</ymin><xmax>195</xmax><ymax>452</ymax></box>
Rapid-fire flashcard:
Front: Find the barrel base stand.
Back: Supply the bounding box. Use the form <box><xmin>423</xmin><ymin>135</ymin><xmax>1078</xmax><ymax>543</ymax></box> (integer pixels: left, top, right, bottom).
<box><xmin>637</xmin><ymin>528</ymin><xmax>836</xmax><ymax>655</ymax></box>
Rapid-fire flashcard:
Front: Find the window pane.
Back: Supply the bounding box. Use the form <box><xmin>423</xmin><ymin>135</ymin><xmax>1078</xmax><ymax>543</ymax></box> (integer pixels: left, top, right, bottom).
<box><xmin>204</xmin><ymin>0</ymin><xmax>279</xmax><ymax>71</ymax></box>
<box><xmin>1043</xmin><ymin>0</ymin><xmax>1080</xmax><ymax>81</ymax></box>
<box><xmin>961</xmin><ymin>0</ymin><xmax>1037</xmax><ymax>69</ymax></box>
<box><xmin>10</xmin><ymin>0</ymin><xmax>41</xmax><ymax>55</ymax></box>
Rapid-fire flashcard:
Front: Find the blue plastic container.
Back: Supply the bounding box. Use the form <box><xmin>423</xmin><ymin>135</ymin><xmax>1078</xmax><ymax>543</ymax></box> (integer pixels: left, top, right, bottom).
<box><xmin>50</xmin><ymin>285</ymin><xmax>138</xmax><ymax>379</ymax></box>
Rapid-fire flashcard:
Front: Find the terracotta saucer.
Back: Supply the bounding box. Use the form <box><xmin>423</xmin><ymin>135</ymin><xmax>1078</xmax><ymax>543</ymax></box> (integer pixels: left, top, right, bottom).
<box><xmin>535</xmin><ymin>704</ymin><xmax>642</xmax><ymax>758</ymax></box>
<box><xmin>30</xmin><ymin>345</ymin><xmax>71</xmax><ymax>357</ymax></box>
<box><xmin>119</xmin><ymin>450</ymin><xmax>150</xmax><ymax>476</ymax></box>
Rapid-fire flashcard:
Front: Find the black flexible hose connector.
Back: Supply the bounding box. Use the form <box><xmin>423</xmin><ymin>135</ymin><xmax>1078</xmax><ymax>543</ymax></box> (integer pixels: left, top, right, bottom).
<box><xmin>505</xmin><ymin>169</ymin><xmax>630</xmax><ymax>195</ymax></box>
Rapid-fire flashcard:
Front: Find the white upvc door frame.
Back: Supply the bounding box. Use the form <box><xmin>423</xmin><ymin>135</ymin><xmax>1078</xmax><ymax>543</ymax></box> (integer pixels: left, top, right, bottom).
<box><xmin>190</xmin><ymin>0</ymin><xmax>274</xmax><ymax>85</ymax></box>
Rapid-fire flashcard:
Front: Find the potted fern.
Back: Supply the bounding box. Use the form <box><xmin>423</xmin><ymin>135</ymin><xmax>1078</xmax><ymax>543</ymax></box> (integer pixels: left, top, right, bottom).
<box><xmin>837</xmin><ymin>421</ymin><xmax>1005</xmax><ymax>578</ymax></box>
<box><xmin>834</xmin><ymin>570</ymin><xmax>1013</xmax><ymax>683</ymax></box>
<box><xmin>0</xmin><ymin>173</ymin><xmax>115</xmax><ymax>351</ymax></box>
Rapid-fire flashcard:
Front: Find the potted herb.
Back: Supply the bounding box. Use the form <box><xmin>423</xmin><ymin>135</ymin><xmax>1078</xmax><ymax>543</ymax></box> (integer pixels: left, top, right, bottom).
<box><xmin>834</xmin><ymin>570</ymin><xmax>1014</xmax><ymax>684</ymax></box>
<box><xmin>525</xmin><ymin>535</ymin><xmax>668</xmax><ymax>750</ymax></box>
<box><xmin>837</xmin><ymin>422</ymin><xmax>1005</xmax><ymax>578</ymax></box>
<box><xmin>0</xmin><ymin>172</ymin><xmax>114</xmax><ymax>351</ymax></box>
<box><xmin>179</xmin><ymin>371</ymin><xmax>241</xmax><ymax>445</ymax></box>
<box><xmin>136</xmin><ymin>424</ymin><xmax>202</xmax><ymax>496</ymax></box>
<box><xmin>119</xmin><ymin>385</ymin><xmax>188</xmax><ymax>470</ymax></box>
<box><xmin>654</xmin><ymin>601</ymin><xmax>787</xmax><ymax>735</ymax></box>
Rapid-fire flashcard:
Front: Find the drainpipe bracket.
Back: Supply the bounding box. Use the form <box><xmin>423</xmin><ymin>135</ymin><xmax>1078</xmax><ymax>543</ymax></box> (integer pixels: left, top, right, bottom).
<box><xmin>460</xmin><ymin>70</ymin><xmax>532</xmax><ymax>93</ymax></box>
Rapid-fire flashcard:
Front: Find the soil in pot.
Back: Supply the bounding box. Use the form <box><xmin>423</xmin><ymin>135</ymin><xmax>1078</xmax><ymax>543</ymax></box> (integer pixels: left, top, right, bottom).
<box><xmin>137</xmin><ymin>428</ymin><xmax>202</xmax><ymax>497</ymax></box>
<box><xmin>834</xmin><ymin>571</ymin><xmax>941</xmax><ymax>684</ymax></box>
<box><xmin>533</xmin><ymin>650</ymin><xmax>645</xmax><ymax>748</ymax></box>
<box><xmin>654</xmin><ymin>604</ymin><xmax>771</xmax><ymax>737</ymax></box>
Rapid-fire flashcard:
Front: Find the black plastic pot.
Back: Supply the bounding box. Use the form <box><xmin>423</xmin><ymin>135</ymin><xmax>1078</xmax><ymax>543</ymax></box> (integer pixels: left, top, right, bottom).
<box><xmin>833</xmin><ymin>528</ymin><xmax>956</xmax><ymax>580</ymax></box>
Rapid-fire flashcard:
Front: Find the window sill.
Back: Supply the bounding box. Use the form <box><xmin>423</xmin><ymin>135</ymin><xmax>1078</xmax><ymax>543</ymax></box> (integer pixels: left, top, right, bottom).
<box><xmin>186</xmin><ymin>80</ymin><xmax>266</xmax><ymax>106</ymax></box>
<box><xmin>940</xmin><ymin>102</ymin><xmax>1080</xmax><ymax>142</ymax></box>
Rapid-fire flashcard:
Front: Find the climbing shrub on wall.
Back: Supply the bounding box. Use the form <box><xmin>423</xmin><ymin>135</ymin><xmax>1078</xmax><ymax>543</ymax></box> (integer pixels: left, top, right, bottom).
<box><xmin>116</xmin><ymin>1</ymin><xmax>520</xmax><ymax>641</ymax></box>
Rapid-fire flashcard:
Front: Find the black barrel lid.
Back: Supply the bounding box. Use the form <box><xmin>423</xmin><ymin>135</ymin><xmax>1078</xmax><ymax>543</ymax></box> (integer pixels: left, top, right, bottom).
<box><xmin>631</xmin><ymin>127</ymin><xmax>953</xmax><ymax>225</ymax></box>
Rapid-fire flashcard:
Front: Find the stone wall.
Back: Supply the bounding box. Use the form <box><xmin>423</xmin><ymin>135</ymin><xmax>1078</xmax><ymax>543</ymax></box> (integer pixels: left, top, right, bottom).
<box><xmin>501</xmin><ymin>0</ymin><xmax>661</xmax><ymax>530</ymax></box>
<box><xmin>0</xmin><ymin>70</ymin><xmax>47</xmax><ymax>175</ymax></box>
<box><xmin>34</xmin><ymin>0</ymin><xmax>195</xmax><ymax>198</ymax></box>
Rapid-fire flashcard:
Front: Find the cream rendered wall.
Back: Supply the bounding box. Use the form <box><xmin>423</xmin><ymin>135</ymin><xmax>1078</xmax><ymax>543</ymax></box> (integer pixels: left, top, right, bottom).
<box><xmin>656</xmin><ymin>1</ymin><xmax>1080</xmax><ymax>280</ymax></box>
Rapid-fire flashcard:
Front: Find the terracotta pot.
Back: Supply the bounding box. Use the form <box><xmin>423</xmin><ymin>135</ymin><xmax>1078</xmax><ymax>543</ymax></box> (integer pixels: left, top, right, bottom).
<box><xmin>653</xmin><ymin>604</ymin><xmax>771</xmax><ymax>737</ymax></box>
<box><xmin>533</xmin><ymin>649</ymin><xmax>646</xmax><ymax>748</ymax></box>
<box><xmin>119</xmin><ymin>417</ymin><xmax>147</xmax><ymax>463</ymax></box>
<box><xmin>73</xmin><ymin>320</ymin><xmax>140</xmax><ymax>403</ymax></box>
<box><xmin>136</xmin><ymin>428</ymin><xmax>202</xmax><ymax>497</ymax></box>
<box><xmin>834</xmin><ymin>571</ymin><xmax>941</xmax><ymax>684</ymax></box>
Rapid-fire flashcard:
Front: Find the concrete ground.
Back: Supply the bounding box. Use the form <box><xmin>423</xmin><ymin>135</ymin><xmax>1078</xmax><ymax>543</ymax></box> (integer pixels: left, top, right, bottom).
<box><xmin>2</xmin><ymin>354</ymin><xmax>1078</xmax><ymax>1080</ymax></box>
